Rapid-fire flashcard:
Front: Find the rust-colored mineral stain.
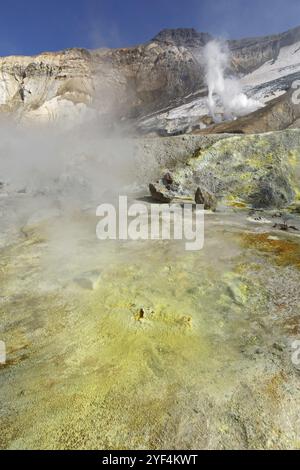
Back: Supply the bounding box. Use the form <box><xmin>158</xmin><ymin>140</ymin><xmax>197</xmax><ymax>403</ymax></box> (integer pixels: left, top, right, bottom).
<box><xmin>242</xmin><ymin>233</ymin><xmax>300</xmax><ymax>268</ymax></box>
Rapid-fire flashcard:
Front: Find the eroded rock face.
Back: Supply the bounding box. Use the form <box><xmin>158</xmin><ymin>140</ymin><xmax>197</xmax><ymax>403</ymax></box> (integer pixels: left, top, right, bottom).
<box><xmin>0</xmin><ymin>41</ymin><xmax>203</xmax><ymax>126</ymax></box>
<box><xmin>0</xmin><ymin>49</ymin><xmax>95</xmax><ymax>125</ymax></box>
<box><xmin>1</xmin><ymin>25</ymin><xmax>300</xmax><ymax>129</ymax></box>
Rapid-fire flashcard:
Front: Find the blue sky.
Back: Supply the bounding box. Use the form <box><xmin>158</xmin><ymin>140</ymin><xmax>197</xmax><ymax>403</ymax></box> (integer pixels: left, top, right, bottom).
<box><xmin>1</xmin><ymin>0</ymin><xmax>300</xmax><ymax>55</ymax></box>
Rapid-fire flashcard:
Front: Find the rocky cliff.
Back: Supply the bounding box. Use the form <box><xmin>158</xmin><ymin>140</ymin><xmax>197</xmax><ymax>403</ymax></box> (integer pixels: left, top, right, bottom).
<box><xmin>0</xmin><ymin>39</ymin><xmax>203</xmax><ymax>126</ymax></box>
<box><xmin>1</xmin><ymin>25</ymin><xmax>300</xmax><ymax>131</ymax></box>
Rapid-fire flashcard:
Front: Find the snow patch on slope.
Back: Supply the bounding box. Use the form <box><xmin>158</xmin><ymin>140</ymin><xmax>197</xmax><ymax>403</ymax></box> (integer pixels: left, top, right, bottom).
<box><xmin>138</xmin><ymin>41</ymin><xmax>300</xmax><ymax>135</ymax></box>
<box><xmin>242</xmin><ymin>41</ymin><xmax>300</xmax><ymax>88</ymax></box>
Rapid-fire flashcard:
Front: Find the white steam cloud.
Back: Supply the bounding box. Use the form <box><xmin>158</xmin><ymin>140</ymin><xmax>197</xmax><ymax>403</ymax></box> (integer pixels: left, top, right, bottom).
<box><xmin>203</xmin><ymin>40</ymin><xmax>263</xmax><ymax>122</ymax></box>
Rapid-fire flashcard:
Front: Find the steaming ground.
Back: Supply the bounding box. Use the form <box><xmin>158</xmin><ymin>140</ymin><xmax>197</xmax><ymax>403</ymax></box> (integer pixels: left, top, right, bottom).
<box><xmin>2</xmin><ymin>21</ymin><xmax>300</xmax><ymax>448</ymax></box>
<box><xmin>1</xmin><ymin>197</ymin><xmax>300</xmax><ymax>449</ymax></box>
<box><xmin>1</xmin><ymin>122</ymin><xmax>300</xmax><ymax>449</ymax></box>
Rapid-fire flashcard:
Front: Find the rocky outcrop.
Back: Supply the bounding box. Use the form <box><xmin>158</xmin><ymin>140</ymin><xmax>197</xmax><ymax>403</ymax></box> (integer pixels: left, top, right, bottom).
<box><xmin>195</xmin><ymin>187</ymin><xmax>217</xmax><ymax>211</ymax></box>
<box><xmin>148</xmin><ymin>130</ymin><xmax>300</xmax><ymax>209</ymax></box>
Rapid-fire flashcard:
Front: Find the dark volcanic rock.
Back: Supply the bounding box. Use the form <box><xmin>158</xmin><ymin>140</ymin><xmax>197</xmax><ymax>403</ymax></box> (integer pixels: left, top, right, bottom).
<box><xmin>195</xmin><ymin>187</ymin><xmax>217</xmax><ymax>211</ymax></box>
<box><xmin>162</xmin><ymin>172</ymin><xmax>174</xmax><ymax>188</ymax></box>
<box><xmin>149</xmin><ymin>170</ymin><xmax>184</xmax><ymax>203</ymax></box>
<box><xmin>249</xmin><ymin>176</ymin><xmax>295</xmax><ymax>209</ymax></box>
<box><xmin>149</xmin><ymin>183</ymin><xmax>173</xmax><ymax>203</ymax></box>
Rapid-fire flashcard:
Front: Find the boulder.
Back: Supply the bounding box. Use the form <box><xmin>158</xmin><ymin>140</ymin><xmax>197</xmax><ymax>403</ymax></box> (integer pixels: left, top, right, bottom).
<box><xmin>162</xmin><ymin>172</ymin><xmax>174</xmax><ymax>188</ymax></box>
<box><xmin>149</xmin><ymin>183</ymin><xmax>173</xmax><ymax>203</ymax></box>
<box><xmin>195</xmin><ymin>187</ymin><xmax>217</xmax><ymax>211</ymax></box>
<box><xmin>149</xmin><ymin>171</ymin><xmax>181</xmax><ymax>203</ymax></box>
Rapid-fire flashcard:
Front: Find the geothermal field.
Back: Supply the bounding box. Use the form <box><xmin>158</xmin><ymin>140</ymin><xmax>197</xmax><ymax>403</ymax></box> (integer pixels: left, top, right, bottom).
<box><xmin>1</xmin><ymin>10</ymin><xmax>300</xmax><ymax>451</ymax></box>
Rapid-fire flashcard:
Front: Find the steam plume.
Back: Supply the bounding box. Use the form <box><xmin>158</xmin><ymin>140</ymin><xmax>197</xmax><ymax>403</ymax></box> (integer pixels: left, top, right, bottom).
<box><xmin>203</xmin><ymin>40</ymin><xmax>262</xmax><ymax>122</ymax></box>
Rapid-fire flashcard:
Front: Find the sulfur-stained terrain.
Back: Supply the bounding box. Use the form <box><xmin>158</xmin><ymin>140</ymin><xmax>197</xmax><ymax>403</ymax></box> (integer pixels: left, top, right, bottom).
<box><xmin>1</xmin><ymin>21</ymin><xmax>300</xmax><ymax>448</ymax></box>
<box><xmin>1</xmin><ymin>158</ymin><xmax>300</xmax><ymax>449</ymax></box>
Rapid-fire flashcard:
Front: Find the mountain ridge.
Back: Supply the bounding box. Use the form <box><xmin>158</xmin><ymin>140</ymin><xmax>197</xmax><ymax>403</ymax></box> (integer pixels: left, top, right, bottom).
<box><xmin>1</xmin><ymin>24</ymin><xmax>300</xmax><ymax>132</ymax></box>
